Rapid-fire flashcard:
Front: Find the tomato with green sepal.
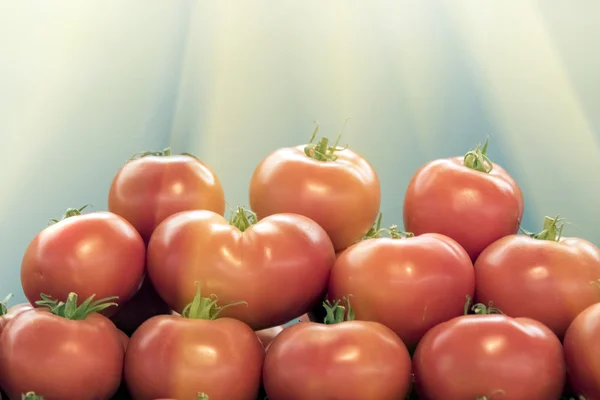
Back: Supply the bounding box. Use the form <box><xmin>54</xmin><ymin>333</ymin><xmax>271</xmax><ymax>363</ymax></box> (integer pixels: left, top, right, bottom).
<box><xmin>263</xmin><ymin>297</ymin><xmax>412</xmax><ymax>400</ymax></box>
<box><xmin>124</xmin><ymin>284</ymin><xmax>264</xmax><ymax>400</ymax></box>
<box><xmin>147</xmin><ymin>207</ymin><xmax>335</xmax><ymax>330</ymax></box>
<box><xmin>474</xmin><ymin>215</ymin><xmax>600</xmax><ymax>339</ymax></box>
<box><xmin>0</xmin><ymin>293</ymin><xmax>124</xmax><ymax>400</ymax></box>
<box><xmin>108</xmin><ymin>148</ymin><xmax>225</xmax><ymax>243</ymax></box>
<box><xmin>329</xmin><ymin>214</ymin><xmax>475</xmax><ymax>350</ymax></box>
<box><xmin>249</xmin><ymin>122</ymin><xmax>381</xmax><ymax>251</ymax></box>
<box><xmin>403</xmin><ymin>139</ymin><xmax>524</xmax><ymax>261</ymax></box>
<box><xmin>21</xmin><ymin>206</ymin><xmax>145</xmax><ymax>317</ymax></box>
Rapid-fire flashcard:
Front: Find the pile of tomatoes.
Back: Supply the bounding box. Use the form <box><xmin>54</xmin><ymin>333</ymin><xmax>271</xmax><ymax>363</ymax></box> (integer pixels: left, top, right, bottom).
<box><xmin>0</xmin><ymin>124</ymin><xmax>599</xmax><ymax>400</ymax></box>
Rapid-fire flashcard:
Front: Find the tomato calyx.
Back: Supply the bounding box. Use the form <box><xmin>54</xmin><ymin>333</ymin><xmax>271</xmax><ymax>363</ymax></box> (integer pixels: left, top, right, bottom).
<box><xmin>362</xmin><ymin>213</ymin><xmax>414</xmax><ymax>240</ymax></box>
<box><xmin>22</xmin><ymin>392</ymin><xmax>44</xmax><ymax>400</ymax></box>
<box><xmin>0</xmin><ymin>293</ymin><xmax>14</xmax><ymax>316</ymax></box>
<box><xmin>35</xmin><ymin>292</ymin><xmax>118</xmax><ymax>320</ymax></box>
<box><xmin>303</xmin><ymin>120</ymin><xmax>349</xmax><ymax>162</ymax></box>
<box><xmin>198</xmin><ymin>394</ymin><xmax>209</xmax><ymax>400</ymax></box>
<box><xmin>463</xmin><ymin>138</ymin><xmax>493</xmax><ymax>173</ymax></box>
<box><xmin>520</xmin><ymin>215</ymin><xmax>566</xmax><ymax>242</ymax></box>
<box><xmin>181</xmin><ymin>282</ymin><xmax>247</xmax><ymax>320</ymax></box>
<box><xmin>128</xmin><ymin>147</ymin><xmax>200</xmax><ymax>161</ymax></box>
<box><xmin>323</xmin><ymin>296</ymin><xmax>355</xmax><ymax>324</ymax></box>
<box><xmin>228</xmin><ymin>207</ymin><xmax>257</xmax><ymax>232</ymax></box>
<box><xmin>463</xmin><ymin>295</ymin><xmax>504</xmax><ymax>316</ymax></box>
<box><xmin>48</xmin><ymin>205</ymin><xmax>90</xmax><ymax>225</ymax></box>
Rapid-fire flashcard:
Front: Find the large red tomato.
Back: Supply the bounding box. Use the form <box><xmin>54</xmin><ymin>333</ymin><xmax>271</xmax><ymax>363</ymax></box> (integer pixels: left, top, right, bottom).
<box><xmin>147</xmin><ymin>208</ymin><xmax>336</xmax><ymax>330</ymax></box>
<box><xmin>403</xmin><ymin>140</ymin><xmax>524</xmax><ymax>261</ymax></box>
<box><xmin>474</xmin><ymin>216</ymin><xmax>600</xmax><ymax>339</ymax></box>
<box><xmin>0</xmin><ymin>293</ymin><xmax>124</xmax><ymax>400</ymax></box>
<box><xmin>263</xmin><ymin>299</ymin><xmax>412</xmax><ymax>400</ymax></box>
<box><xmin>249</xmin><ymin>123</ymin><xmax>381</xmax><ymax>251</ymax></box>
<box><xmin>21</xmin><ymin>208</ymin><xmax>146</xmax><ymax>316</ymax></box>
<box><xmin>563</xmin><ymin>302</ymin><xmax>600</xmax><ymax>399</ymax></box>
<box><xmin>124</xmin><ymin>285</ymin><xmax>264</xmax><ymax>400</ymax></box>
<box><xmin>108</xmin><ymin>148</ymin><xmax>225</xmax><ymax>243</ymax></box>
<box><xmin>413</xmin><ymin>313</ymin><xmax>566</xmax><ymax>400</ymax></box>
<box><xmin>328</xmin><ymin>224</ymin><xmax>474</xmax><ymax>350</ymax></box>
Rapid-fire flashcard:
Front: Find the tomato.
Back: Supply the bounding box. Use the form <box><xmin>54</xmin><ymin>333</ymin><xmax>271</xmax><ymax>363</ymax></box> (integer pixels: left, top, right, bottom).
<box><xmin>263</xmin><ymin>299</ymin><xmax>412</xmax><ymax>400</ymax></box>
<box><xmin>124</xmin><ymin>285</ymin><xmax>264</xmax><ymax>400</ymax></box>
<box><xmin>147</xmin><ymin>208</ymin><xmax>336</xmax><ymax>330</ymax></box>
<box><xmin>0</xmin><ymin>293</ymin><xmax>125</xmax><ymax>400</ymax></box>
<box><xmin>108</xmin><ymin>148</ymin><xmax>225</xmax><ymax>243</ymax></box>
<box><xmin>563</xmin><ymin>302</ymin><xmax>600</xmax><ymax>398</ymax></box>
<box><xmin>403</xmin><ymin>140</ymin><xmax>524</xmax><ymax>261</ymax></box>
<box><xmin>110</xmin><ymin>275</ymin><xmax>172</xmax><ymax>336</ymax></box>
<box><xmin>0</xmin><ymin>295</ymin><xmax>33</xmax><ymax>336</ymax></box>
<box><xmin>249</xmin><ymin>123</ymin><xmax>381</xmax><ymax>251</ymax></box>
<box><xmin>328</xmin><ymin>218</ymin><xmax>475</xmax><ymax>350</ymax></box>
<box><xmin>412</xmin><ymin>311</ymin><xmax>566</xmax><ymax>400</ymax></box>
<box><xmin>20</xmin><ymin>207</ymin><xmax>146</xmax><ymax>317</ymax></box>
<box><xmin>474</xmin><ymin>216</ymin><xmax>600</xmax><ymax>339</ymax></box>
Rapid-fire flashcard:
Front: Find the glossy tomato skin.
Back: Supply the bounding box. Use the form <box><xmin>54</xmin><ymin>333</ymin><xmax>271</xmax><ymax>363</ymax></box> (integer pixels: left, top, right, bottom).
<box><xmin>108</xmin><ymin>154</ymin><xmax>225</xmax><ymax>243</ymax></box>
<box><xmin>0</xmin><ymin>302</ymin><xmax>33</xmax><ymax>336</ymax></box>
<box><xmin>124</xmin><ymin>315</ymin><xmax>264</xmax><ymax>400</ymax></box>
<box><xmin>21</xmin><ymin>212</ymin><xmax>146</xmax><ymax>317</ymax></box>
<box><xmin>0</xmin><ymin>309</ymin><xmax>124</xmax><ymax>400</ymax></box>
<box><xmin>403</xmin><ymin>157</ymin><xmax>524</xmax><ymax>261</ymax></box>
<box><xmin>249</xmin><ymin>145</ymin><xmax>380</xmax><ymax>251</ymax></box>
<box><xmin>263</xmin><ymin>321</ymin><xmax>412</xmax><ymax>400</ymax></box>
<box><xmin>475</xmin><ymin>235</ymin><xmax>600</xmax><ymax>338</ymax></box>
<box><xmin>413</xmin><ymin>314</ymin><xmax>565</xmax><ymax>400</ymax></box>
<box><xmin>147</xmin><ymin>210</ymin><xmax>336</xmax><ymax>330</ymax></box>
<box><xmin>329</xmin><ymin>233</ymin><xmax>475</xmax><ymax>349</ymax></box>
<box><xmin>563</xmin><ymin>302</ymin><xmax>600</xmax><ymax>399</ymax></box>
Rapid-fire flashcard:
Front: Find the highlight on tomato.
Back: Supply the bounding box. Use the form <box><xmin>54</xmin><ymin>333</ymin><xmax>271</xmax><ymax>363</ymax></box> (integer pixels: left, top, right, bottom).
<box><xmin>108</xmin><ymin>147</ymin><xmax>225</xmax><ymax>243</ymax></box>
<box><xmin>249</xmin><ymin>121</ymin><xmax>381</xmax><ymax>251</ymax></box>
<box><xmin>124</xmin><ymin>283</ymin><xmax>264</xmax><ymax>400</ymax></box>
<box><xmin>328</xmin><ymin>214</ymin><xmax>475</xmax><ymax>350</ymax></box>
<box><xmin>147</xmin><ymin>207</ymin><xmax>336</xmax><ymax>330</ymax></box>
<box><xmin>403</xmin><ymin>139</ymin><xmax>524</xmax><ymax>261</ymax></box>
<box><xmin>20</xmin><ymin>206</ymin><xmax>146</xmax><ymax>317</ymax></box>
<box><xmin>263</xmin><ymin>297</ymin><xmax>412</xmax><ymax>400</ymax></box>
<box><xmin>412</xmin><ymin>298</ymin><xmax>566</xmax><ymax>400</ymax></box>
<box><xmin>474</xmin><ymin>215</ymin><xmax>600</xmax><ymax>338</ymax></box>
<box><xmin>0</xmin><ymin>293</ymin><xmax>125</xmax><ymax>400</ymax></box>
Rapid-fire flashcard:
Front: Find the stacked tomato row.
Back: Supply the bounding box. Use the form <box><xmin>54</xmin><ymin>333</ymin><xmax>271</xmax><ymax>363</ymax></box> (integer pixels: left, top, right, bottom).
<box><xmin>0</xmin><ymin>126</ymin><xmax>599</xmax><ymax>400</ymax></box>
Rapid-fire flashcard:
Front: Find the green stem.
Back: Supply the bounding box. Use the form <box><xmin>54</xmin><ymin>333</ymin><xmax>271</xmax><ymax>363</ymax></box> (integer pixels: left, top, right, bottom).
<box><xmin>128</xmin><ymin>147</ymin><xmax>200</xmax><ymax>161</ymax></box>
<box><xmin>228</xmin><ymin>207</ymin><xmax>257</xmax><ymax>232</ymax></box>
<box><xmin>323</xmin><ymin>296</ymin><xmax>355</xmax><ymax>324</ymax></box>
<box><xmin>463</xmin><ymin>295</ymin><xmax>504</xmax><ymax>315</ymax></box>
<box><xmin>22</xmin><ymin>392</ymin><xmax>44</xmax><ymax>400</ymax></box>
<box><xmin>520</xmin><ymin>215</ymin><xmax>565</xmax><ymax>242</ymax></box>
<box><xmin>48</xmin><ymin>205</ymin><xmax>90</xmax><ymax>225</ymax></box>
<box><xmin>181</xmin><ymin>282</ymin><xmax>247</xmax><ymax>320</ymax></box>
<box><xmin>0</xmin><ymin>293</ymin><xmax>14</xmax><ymax>316</ymax></box>
<box><xmin>303</xmin><ymin>120</ymin><xmax>350</xmax><ymax>162</ymax></box>
<box><xmin>361</xmin><ymin>213</ymin><xmax>414</xmax><ymax>240</ymax></box>
<box><xmin>198</xmin><ymin>394</ymin><xmax>209</xmax><ymax>400</ymax></box>
<box><xmin>463</xmin><ymin>138</ymin><xmax>493</xmax><ymax>173</ymax></box>
<box><xmin>35</xmin><ymin>293</ymin><xmax>118</xmax><ymax>320</ymax></box>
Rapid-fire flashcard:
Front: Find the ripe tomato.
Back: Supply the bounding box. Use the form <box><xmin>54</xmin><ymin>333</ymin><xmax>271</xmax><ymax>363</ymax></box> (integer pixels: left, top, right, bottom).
<box><xmin>108</xmin><ymin>148</ymin><xmax>225</xmax><ymax>243</ymax></box>
<box><xmin>249</xmin><ymin>122</ymin><xmax>381</xmax><ymax>251</ymax></box>
<box><xmin>124</xmin><ymin>285</ymin><xmax>264</xmax><ymax>400</ymax></box>
<box><xmin>563</xmin><ymin>302</ymin><xmax>600</xmax><ymax>399</ymax></box>
<box><xmin>328</xmin><ymin>219</ymin><xmax>474</xmax><ymax>350</ymax></box>
<box><xmin>475</xmin><ymin>216</ymin><xmax>600</xmax><ymax>339</ymax></box>
<box><xmin>21</xmin><ymin>208</ymin><xmax>146</xmax><ymax>317</ymax></box>
<box><xmin>0</xmin><ymin>293</ymin><xmax>125</xmax><ymax>400</ymax></box>
<box><xmin>403</xmin><ymin>140</ymin><xmax>524</xmax><ymax>261</ymax></box>
<box><xmin>263</xmin><ymin>299</ymin><xmax>412</xmax><ymax>400</ymax></box>
<box><xmin>413</xmin><ymin>311</ymin><xmax>566</xmax><ymax>400</ymax></box>
<box><xmin>147</xmin><ymin>208</ymin><xmax>336</xmax><ymax>330</ymax></box>
<box><xmin>0</xmin><ymin>295</ymin><xmax>33</xmax><ymax>336</ymax></box>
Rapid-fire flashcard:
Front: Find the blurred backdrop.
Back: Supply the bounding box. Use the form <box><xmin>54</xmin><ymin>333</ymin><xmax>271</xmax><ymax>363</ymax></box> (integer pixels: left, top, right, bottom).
<box><xmin>1</xmin><ymin>0</ymin><xmax>599</xmax><ymax>300</ymax></box>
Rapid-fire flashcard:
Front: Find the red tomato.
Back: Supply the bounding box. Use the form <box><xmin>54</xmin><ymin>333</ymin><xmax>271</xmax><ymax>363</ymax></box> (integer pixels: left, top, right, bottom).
<box><xmin>329</xmin><ymin>227</ymin><xmax>474</xmax><ymax>350</ymax></box>
<box><xmin>108</xmin><ymin>148</ymin><xmax>225</xmax><ymax>243</ymax></box>
<box><xmin>147</xmin><ymin>208</ymin><xmax>336</xmax><ymax>330</ymax></box>
<box><xmin>249</xmin><ymin>123</ymin><xmax>381</xmax><ymax>251</ymax></box>
<box><xmin>21</xmin><ymin>208</ymin><xmax>146</xmax><ymax>317</ymax></box>
<box><xmin>474</xmin><ymin>216</ymin><xmax>600</xmax><ymax>339</ymax></box>
<box><xmin>413</xmin><ymin>313</ymin><xmax>566</xmax><ymax>400</ymax></box>
<box><xmin>263</xmin><ymin>300</ymin><xmax>412</xmax><ymax>400</ymax></box>
<box><xmin>0</xmin><ymin>293</ymin><xmax>124</xmax><ymax>400</ymax></box>
<box><xmin>124</xmin><ymin>286</ymin><xmax>264</xmax><ymax>400</ymax></box>
<box><xmin>403</xmin><ymin>140</ymin><xmax>524</xmax><ymax>261</ymax></box>
<box><xmin>563</xmin><ymin>302</ymin><xmax>600</xmax><ymax>398</ymax></box>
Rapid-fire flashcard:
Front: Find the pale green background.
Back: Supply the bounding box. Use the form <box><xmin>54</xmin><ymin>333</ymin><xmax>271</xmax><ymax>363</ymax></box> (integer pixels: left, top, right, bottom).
<box><xmin>1</xmin><ymin>1</ymin><xmax>599</xmax><ymax>301</ymax></box>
